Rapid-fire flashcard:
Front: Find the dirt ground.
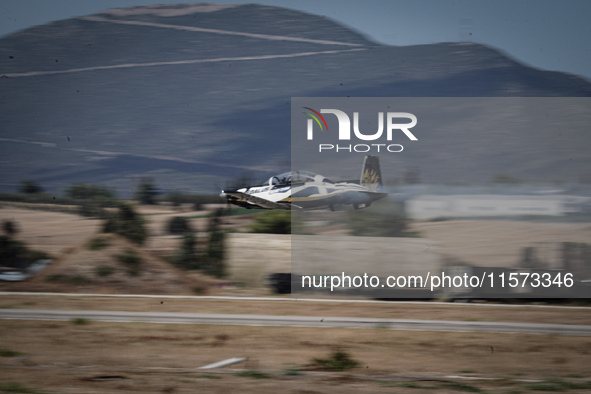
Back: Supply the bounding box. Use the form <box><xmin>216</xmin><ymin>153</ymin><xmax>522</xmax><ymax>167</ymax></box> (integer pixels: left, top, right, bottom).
<box><xmin>0</xmin><ymin>294</ymin><xmax>590</xmax><ymax>393</ymax></box>
<box><xmin>1</xmin><ymin>318</ymin><xmax>591</xmax><ymax>394</ymax></box>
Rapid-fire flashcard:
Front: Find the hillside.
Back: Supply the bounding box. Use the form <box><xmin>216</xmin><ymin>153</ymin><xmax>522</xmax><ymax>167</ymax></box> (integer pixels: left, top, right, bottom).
<box><xmin>0</xmin><ymin>233</ymin><xmax>214</xmax><ymax>294</ymax></box>
<box><xmin>1</xmin><ymin>3</ymin><xmax>590</xmax><ymax>195</ymax></box>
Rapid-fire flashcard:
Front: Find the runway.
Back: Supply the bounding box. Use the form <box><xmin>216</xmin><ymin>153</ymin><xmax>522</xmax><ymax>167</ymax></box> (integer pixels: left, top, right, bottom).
<box><xmin>1</xmin><ymin>309</ymin><xmax>590</xmax><ymax>336</ymax></box>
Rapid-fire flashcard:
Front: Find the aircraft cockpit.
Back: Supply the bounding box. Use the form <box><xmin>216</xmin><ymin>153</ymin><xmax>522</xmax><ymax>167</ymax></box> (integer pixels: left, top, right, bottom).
<box><xmin>266</xmin><ymin>171</ymin><xmax>319</xmax><ymax>186</ymax></box>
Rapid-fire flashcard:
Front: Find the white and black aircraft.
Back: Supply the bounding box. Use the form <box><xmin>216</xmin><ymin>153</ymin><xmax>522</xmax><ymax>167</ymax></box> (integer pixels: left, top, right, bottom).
<box><xmin>221</xmin><ymin>155</ymin><xmax>387</xmax><ymax>210</ymax></box>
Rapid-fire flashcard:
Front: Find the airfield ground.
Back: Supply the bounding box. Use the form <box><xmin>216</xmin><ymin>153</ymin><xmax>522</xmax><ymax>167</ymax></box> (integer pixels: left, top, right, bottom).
<box><xmin>1</xmin><ymin>205</ymin><xmax>591</xmax><ymax>392</ymax></box>
<box><xmin>1</xmin><ymin>296</ymin><xmax>591</xmax><ymax>393</ymax></box>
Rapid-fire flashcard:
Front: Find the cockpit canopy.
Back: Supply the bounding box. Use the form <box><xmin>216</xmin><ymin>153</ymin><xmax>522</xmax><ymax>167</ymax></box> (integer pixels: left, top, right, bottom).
<box><xmin>264</xmin><ymin>171</ymin><xmax>332</xmax><ymax>186</ymax></box>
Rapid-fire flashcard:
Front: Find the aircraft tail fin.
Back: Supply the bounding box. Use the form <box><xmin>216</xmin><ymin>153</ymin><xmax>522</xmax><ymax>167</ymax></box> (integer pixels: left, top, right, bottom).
<box><xmin>360</xmin><ymin>155</ymin><xmax>382</xmax><ymax>191</ymax></box>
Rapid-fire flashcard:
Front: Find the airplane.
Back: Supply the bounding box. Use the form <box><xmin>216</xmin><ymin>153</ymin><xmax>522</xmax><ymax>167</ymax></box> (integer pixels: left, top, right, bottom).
<box><xmin>220</xmin><ymin>155</ymin><xmax>387</xmax><ymax>210</ymax></box>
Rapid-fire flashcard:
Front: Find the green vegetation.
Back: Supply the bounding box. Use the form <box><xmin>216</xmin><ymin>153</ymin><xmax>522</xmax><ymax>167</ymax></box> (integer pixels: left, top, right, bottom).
<box><xmin>440</xmin><ymin>382</ymin><xmax>482</xmax><ymax>392</ymax></box>
<box><xmin>45</xmin><ymin>274</ymin><xmax>90</xmax><ymax>286</ymax></box>
<box><xmin>65</xmin><ymin>183</ymin><xmax>116</xmax><ymax>217</ymax></box>
<box><xmin>135</xmin><ymin>177</ymin><xmax>158</xmax><ymax>205</ymax></box>
<box><xmin>0</xmin><ymin>348</ymin><xmax>23</xmax><ymax>358</ymax></box>
<box><xmin>250</xmin><ymin>211</ymin><xmax>291</xmax><ymax>234</ymax></box>
<box><xmin>235</xmin><ymin>370</ymin><xmax>271</xmax><ymax>379</ymax></box>
<box><xmin>167</xmin><ymin>216</ymin><xmax>193</xmax><ymax>235</ymax></box>
<box><xmin>2</xmin><ymin>220</ymin><xmax>18</xmax><ymax>236</ymax></box>
<box><xmin>94</xmin><ymin>265</ymin><xmax>115</xmax><ymax>277</ymax></box>
<box><xmin>102</xmin><ymin>203</ymin><xmax>148</xmax><ymax>245</ymax></box>
<box><xmin>525</xmin><ymin>379</ymin><xmax>591</xmax><ymax>391</ymax></box>
<box><xmin>114</xmin><ymin>248</ymin><xmax>143</xmax><ymax>276</ymax></box>
<box><xmin>283</xmin><ymin>365</ymin><xmax>303</xmax><ymax>376</ymax></box>
<box><xmin>1</xmin><ymin>181</ymin><xmax>118</xmax><ymax>218</ymax></box>
<box><xmin>204</xmin><ymin>210</ymin><xmax>226</xmax><ymax>278</ymax></box>
<box><xmin>0</xmin><ymin>381</ymin><xmax>42</xmax><ymax>393</ymax></box>
<box><xmin>0</xmin><ymin>236</ymin><xmax>50</xmax><ymax>269</ymax></box>
<box><xmin>191</xmin><ymin>285</ymin><xmax>207</xmax><ymax>294</ymax></box>
<box><xmin>169</xmin><ymin>210</ymin><xmax>226</xmax><ymax>278</ymax></box>
<box><xmin>86</xmin><ymin>236</ymin><xmax>111</xmax><ymax>251</ymax></box>
<box><xmin>0</xmin><ymin>236</ymin><xmax>26</xmax><ymax>268</ymax></box>
<box><xmin>393</xmin><ymin>382</ymin><xmax>423</xmax><ymax>389</ymax></box>
<box><xmin>70</xmin><ymin>318</ymin><xmax>90</xmax><ymax>325</ymax></box>
<box><xmin>18</xmin><ymin>180</ymin><xmax>43</xmax><ymax>194</ymax></box>
<box><xmin>173</xmin><ymin>232</ymin><xmax>198</xmax><ymax>269</ymax></box>
<box><xmin>310</xmin><ymin>349</ymin><xmax>361</xmax><ymax>371</ymax></box>
<box><xmin>65</xmin><ymin>183</ymin><xmax>116</xmax><ymax>201</ymax></box>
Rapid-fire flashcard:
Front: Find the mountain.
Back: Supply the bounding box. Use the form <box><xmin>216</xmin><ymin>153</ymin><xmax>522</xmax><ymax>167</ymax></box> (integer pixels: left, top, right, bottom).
<box><xmin>1</xmin><ymin>3</ymin><xmax>590</xmax><ymax>195</ymax></box>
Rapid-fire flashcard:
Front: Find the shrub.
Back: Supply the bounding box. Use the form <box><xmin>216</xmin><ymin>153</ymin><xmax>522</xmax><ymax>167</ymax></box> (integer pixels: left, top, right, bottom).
<box><xmin>311</xmin><ymin>349</ymin><xmax>361</xmax><ymax>371</ymax></box>
<box><xmin>0</xmin><ymin>348</ymin><xmax>23</xmax><ymax>357</ymax></box>
<box><xmin>18</xmin><ymin>180</ymin><xmax>43</xmax><ymax>194</ymax></box>
<box><xmin>250</xmin><ymin>211</ymin><xmax>291</xmax><ymax>234</ymax></box>
<box><xmin>114</xmin><ymin>248</ymin><xmax>143</xmax><ymax>276</ymax></box>
<box><xmin>135</xmin><ymin>177</ymin><xmax>158</xmax><ymax>205</ymax></box>
<box><xmin>167</xmin><ymin>216</ymin><xmax>193</xmax><ymax>235</ymax></box>
<box><xmin>65</xmin><ymin>183</ymin><xmax>116</xmax><ymax>201</ymax></box>
<box><xmin>235</xmin><ymin>370</ymin><xmax>270</xmax><ymax>379</ymax></box>
<box><xmin>102</xmin><ymin>203</ymin><xmax>148</xmax><ymax>245</ymax></box>
<box><xmin>0</xmin><ymin>382</ymin><xmax>40</xmax><ymax>393</ymax></box>
<box><xmin>94</xmin><ymin>265</ymin><xmax>115</xmax><ymax>277</ymax></box>
<box><xmin>87</xmin><ymin>236</ymin><xmax>110</xmax><ymax>251</ymax></box>
<box><xmin>0</xmin><ymin>235</ymin><xmax>26</xmax><ymax>267</ymax></box>
<box><xmin>2</xmin><ymin>220</ymin><xmax>18</xmax><ymax>236</ymax></box>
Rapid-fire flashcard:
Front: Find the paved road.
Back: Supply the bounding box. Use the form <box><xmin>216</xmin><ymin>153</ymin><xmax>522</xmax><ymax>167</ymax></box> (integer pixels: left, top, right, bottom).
<box><xmin>1</xmin><ymin>309</ymin><xmax>590</xmax><ymax>336</ymax></box>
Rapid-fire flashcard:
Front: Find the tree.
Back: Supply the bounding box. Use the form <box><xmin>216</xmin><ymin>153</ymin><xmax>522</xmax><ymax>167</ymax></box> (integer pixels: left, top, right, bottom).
<box><xmin>0</xmin><ymin>235</ymin><xmax>26</xmax><ymax>268</ymax></box>
<box><xmin>135</xmin><ymin>177</ymin><xmax>158</xmax><ymax>205</ymax></box>
<box><xmin>18</xmin><ymin>180</ymin><xmax>43</xmax><ymax>194</ymax></box>
<box><xmin>64</xmin><ymin>183</ymin><xmax>116</xmax><ymax>218</ymax></box>
<box><xmin>2</xmin><ymin>220</ymin><xmax>18</xmax><ymax>236</ymax></box>
<box><xmin>102</xmin><ymin>203</ymin><xmax>148</xmax><ymax>245</ymax></box>
<box><xmin>167</xmin><ymin>216</ymin><xmax>193</xmax><ymax>235</ymax></box>
<box><xmin>65</xmin><ymin>183</ymin><xmax>116</xmax><ymax>201</ymax></box>
<box><xmin>204</xmin><ymin>210</ymin><xmax>226</xmax><ymax>277</ymax></box>
<box><xmin>173</xmin><ymin>231</ymin><xmax>198</xmax><ymax>269</ymax></box>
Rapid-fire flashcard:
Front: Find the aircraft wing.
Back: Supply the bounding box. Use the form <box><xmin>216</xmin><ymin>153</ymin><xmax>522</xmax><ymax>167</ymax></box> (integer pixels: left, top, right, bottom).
<box><xmin>224</xmin><ymin>191</ymin><xmax>293</xmax><ymax>210</ymax></box>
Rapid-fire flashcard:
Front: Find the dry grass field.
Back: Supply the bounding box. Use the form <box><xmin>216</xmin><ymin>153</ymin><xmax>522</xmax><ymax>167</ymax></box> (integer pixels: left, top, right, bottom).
<box><xmin>1</xmin><ymin>318</ymin><xmax>591</xmax><ymax>393</ymax></box>
<box><xmin>1</xmin><ymin>205</ymin><xmax>591</xmax><ymax>392</ymax></box>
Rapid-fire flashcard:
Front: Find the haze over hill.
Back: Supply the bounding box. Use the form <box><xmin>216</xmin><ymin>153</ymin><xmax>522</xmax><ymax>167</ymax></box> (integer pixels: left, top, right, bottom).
<box><xmin>1</xmin><ymin>3</ymin><xmax>590</xmax><ymax>195</ymax></box>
